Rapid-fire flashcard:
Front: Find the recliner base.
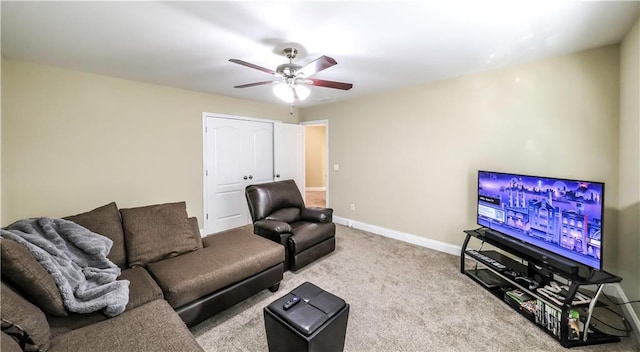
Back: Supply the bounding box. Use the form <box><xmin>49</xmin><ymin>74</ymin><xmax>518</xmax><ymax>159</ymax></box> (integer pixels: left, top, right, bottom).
<box><xmin>290</xmin><ymin>237</ymin><xmax>336</xmax><ymax>271</ymax></box>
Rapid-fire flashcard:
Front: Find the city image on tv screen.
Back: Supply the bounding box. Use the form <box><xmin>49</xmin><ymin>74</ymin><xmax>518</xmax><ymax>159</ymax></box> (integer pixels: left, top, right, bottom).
<box><xmin>477</xmin><ymin>170</ymin><xmax>604</xmax><ymax>271</ymax></box>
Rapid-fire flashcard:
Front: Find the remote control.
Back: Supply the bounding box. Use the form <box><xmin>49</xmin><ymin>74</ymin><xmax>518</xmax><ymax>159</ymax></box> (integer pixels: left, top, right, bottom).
<box><xmin>283</xmin><ymin>295</ymin><xmax>300</xmax><ymax>310</ymax></box>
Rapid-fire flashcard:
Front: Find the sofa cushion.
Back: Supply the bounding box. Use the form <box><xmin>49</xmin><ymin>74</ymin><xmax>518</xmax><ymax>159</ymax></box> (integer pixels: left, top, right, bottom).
<box><xmin>47</xmin><ymin>299</ymin><xmax>203</xmax><ymax>352</ymax></box>
<box><xmin>120</xmin><ymin>202</ymin><xmax>202</xmax><ymax>267</ymax></box>
<box><xmin>202</xmin><ymin>224</ymin><xmax>253</xmax><ymax>247</ymax></box>
<box><xmin>64</xmin><ymin>202</ymin><xmax>127</xmax><ymax>267</ymax></box>
<box><xmin>1</xmin><ymin>331</ymin><xmax>22</xmax><ymax>352</ymax></box>
<box><xmin>0</xmin><ymin>238</ymin><xmax>67</xmax><ymax>317</ymax></box>
<box><xmin>47</xmin><ymin>268</ymin><xmax>162</xmax><ymax>337</ymax></box>
<box><xmin>147</xmin><ymin>228</ymin><xmax>284</xmax><ymax>308</ymax></box>
<box><xmin>188</xmin><ymin>216</ymin><xmax>203</xmax><ymax>248</ymax></box>
<box><xmin>118</xmin><ymin>267</ymin><xmax>163</xmax><ymax>311</ymax></box>
<box><xmin>47</xmin><ymin>312</ymin><xmax>108</xmax><ymax>339</ymax></box>
<box><xmin>1</xmin><ymin>282</ymin><xmax>51</xmax><ymax>352</ymax></box>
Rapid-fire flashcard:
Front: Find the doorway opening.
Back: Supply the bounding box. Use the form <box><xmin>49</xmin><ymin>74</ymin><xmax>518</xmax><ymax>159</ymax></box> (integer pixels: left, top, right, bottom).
<box><xmin>302</xmin><ymin>120</ymin><xmax>328</xmax><ymax>208</ymax></box>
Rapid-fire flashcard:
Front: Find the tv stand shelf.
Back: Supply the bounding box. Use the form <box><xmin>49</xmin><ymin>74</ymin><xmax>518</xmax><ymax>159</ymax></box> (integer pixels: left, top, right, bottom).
<box><xmin>461</xmin><ymin>228</ymin><xmax>622</xmax><ymax>348</ymax></box>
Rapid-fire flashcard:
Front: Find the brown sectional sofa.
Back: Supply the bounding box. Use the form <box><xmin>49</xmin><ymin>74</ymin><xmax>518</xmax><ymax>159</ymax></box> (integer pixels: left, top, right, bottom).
<box><xmin>1</xmin><ymin>201</ymin><xmax>285</xmax><ymax>351</ymax></box>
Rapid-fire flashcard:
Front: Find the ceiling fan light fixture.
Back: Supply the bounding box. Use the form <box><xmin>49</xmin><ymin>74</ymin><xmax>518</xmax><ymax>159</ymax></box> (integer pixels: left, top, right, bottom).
<box><xmin>294</xmin><ymin>84</ymin><xmax>310</xmax><ymax>101</ymax></box>
<box><xmin>273</xmin><ymin>83</ymin><xmax>310</xmax><ymax>103</ymax></box>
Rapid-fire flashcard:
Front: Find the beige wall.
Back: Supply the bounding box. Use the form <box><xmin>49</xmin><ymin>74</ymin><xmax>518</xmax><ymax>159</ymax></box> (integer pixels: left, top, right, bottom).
<box><xmin>0</xmin><ymin>53</ymin><xmax>2</xmax><ymax>226</ymax></box>
<box><xmin>1</xmin><ymin>4</ymin><xmax>3</xmax><ymax>225</ymax></box>
<box><xmin>301</xmin><ymin>46</ymin><xmax>621</xmax><ymax>270</ymax></box>
<box><xmin>619</xmin><ymin>17</ymin><xmax>640</xmax><ymax>318</ymax></box>
<box><xmin>1</xmin><ymin>60</ymin><xmax>297</xmax><ymax>226</ymax></box>
<box><xmin>305</xmin><ymin>125</ymin><xmax>326</xmax><ymax>188</ymax></box>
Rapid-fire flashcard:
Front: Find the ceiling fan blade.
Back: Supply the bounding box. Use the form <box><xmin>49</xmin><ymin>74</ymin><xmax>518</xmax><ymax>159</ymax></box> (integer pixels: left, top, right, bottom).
<box><xmin>307</xmin><ymin>78</ymin><xmax>353</xmax><ymax>90</ymax></box>
<box><xmin>298</xmin><ymin>55</ymin><xmax>337</xmax><ymax>77</ymax></box>
<box><xmin>234</xmin><ymin>81</ymin><xmax>275</xmax><ymax>88</ymax></box>
<box><xmin>229</xmin><ymin>59</ymin><xmax>276</xmax><ymax>75</ymax></box>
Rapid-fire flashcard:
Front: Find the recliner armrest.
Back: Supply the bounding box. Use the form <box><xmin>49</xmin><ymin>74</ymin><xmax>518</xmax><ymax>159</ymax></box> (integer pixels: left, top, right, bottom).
<box><xmin>254</xmin><ymin>219</ymin><xmax>293</xmax><ymax>242</ymax></box>
<box><xmin>300</xmin><ymin>207</ymin><xmax>333</xmax><ymax>223</ymax></box>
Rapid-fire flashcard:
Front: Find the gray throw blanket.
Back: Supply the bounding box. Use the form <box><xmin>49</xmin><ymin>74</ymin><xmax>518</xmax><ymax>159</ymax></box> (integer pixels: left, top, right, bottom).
<box><xmin>1</xmin><ymin>217</ymin><xmax>129</xmax><ymax>317</ymax></box>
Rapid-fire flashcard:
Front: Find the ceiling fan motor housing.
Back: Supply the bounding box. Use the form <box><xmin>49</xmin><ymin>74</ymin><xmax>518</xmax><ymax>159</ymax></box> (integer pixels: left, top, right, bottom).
<box><xmin>276</xmin><ymin>63</ymin><xmax>302</xmax><ymax>77</ymax></box>
<box><xmin>277</xmin><ymin>48</ymin><xmax>301</xmax><ymax>77</ymax></box>
<box><xmin>283</xmin><ymin>47</ymin><xmax>298</xmax><ymax>59</ymax></box>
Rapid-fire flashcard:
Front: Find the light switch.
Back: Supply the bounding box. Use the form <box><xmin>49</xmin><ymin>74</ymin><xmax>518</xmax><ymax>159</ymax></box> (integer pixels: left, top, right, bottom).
<box><xmin>333</xmin><ymin>164</ymin><xmax>340</xmax><ymax>171</ymax></box>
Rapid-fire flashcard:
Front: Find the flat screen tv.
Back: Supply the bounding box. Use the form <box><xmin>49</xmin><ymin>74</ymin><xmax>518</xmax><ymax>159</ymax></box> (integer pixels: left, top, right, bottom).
<box><xmin>477</xmin><ymin>170</ymin><xmax>604</xmax><ymax>272</ymax></box>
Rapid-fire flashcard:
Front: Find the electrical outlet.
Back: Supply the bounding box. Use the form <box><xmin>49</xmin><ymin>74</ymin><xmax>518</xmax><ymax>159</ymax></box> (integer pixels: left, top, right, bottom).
<box><xmin>350</xmin><ymin>203</ymin><xmax>356</xmax><ymax>211</ymax></box>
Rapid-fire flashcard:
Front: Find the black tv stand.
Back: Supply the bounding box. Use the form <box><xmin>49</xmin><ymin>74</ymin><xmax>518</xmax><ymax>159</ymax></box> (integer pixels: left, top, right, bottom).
<box><xmin>474</xmin><ymin>227</ymin><xmax>583</xmax><ymax>277</ymax></box>
<box><xmin>461</xmin><ymin>228</ymin><xmax>622</xmax><ymax>348</ymax></box>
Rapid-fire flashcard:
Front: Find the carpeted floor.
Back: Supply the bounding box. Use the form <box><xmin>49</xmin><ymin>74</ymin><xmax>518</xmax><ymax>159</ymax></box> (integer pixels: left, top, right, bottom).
<box><xmin>191</xmin><ymin>225</ymin><xmax>639</xmax><ymax>351</ymax></box>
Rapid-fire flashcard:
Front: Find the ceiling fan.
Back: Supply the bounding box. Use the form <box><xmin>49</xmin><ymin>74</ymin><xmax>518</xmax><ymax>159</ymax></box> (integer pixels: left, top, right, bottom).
<box><xmin>229</xmin><ymin>48</ymin><xmax>353</xmax><ymax>104</ymax></box>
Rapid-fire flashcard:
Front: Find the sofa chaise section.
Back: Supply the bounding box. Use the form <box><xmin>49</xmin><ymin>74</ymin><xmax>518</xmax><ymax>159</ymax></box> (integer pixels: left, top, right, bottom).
<box><xmin>148</xmin><ymin>225</ymin><xmax>285</xmax><ymax>326</ymax></box>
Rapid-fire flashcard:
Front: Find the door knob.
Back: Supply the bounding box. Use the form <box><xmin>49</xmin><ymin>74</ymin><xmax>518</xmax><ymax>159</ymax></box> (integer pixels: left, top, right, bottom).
<box><xmin>248</xmin><ymin>175</ymin><xmax>253</xmax><ymax>180</ymax></box>
<box><xmin>243</xmin><ymin>176</ymin><xmax>248</xmax><ymax>180</ymax></box>
<box><xmin>275</xmin><ymin>174</ymin><xmax>281</xmax><ymax>178</ymax></box>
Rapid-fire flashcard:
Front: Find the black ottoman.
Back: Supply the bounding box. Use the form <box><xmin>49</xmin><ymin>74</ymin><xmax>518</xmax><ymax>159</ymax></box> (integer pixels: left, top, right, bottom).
<box><xmin>264</xmin><ymin>282</ymin><xmax>349</xmax><ymax>352</ymax></box>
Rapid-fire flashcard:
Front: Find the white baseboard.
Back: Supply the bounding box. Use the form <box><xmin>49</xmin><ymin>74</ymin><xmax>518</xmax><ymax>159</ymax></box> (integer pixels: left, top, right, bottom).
<box><xmin>606</xmin><ymin>284</ymin><xmax>640</xmax><ymax>343</ymax></box>
<box><xmin>334</xmin><ymin>216</ymin><xmax>640</xmax><ymax>341</ymax></box>
<box><xmin>306</xmin><ymin>187</ymin><xmax>326</xmax><ymax>191</ymax></box>
<box><xmin>333</xmin><ymin>216</ymin><xmax>461</xmax><ymax>256</ymax></box>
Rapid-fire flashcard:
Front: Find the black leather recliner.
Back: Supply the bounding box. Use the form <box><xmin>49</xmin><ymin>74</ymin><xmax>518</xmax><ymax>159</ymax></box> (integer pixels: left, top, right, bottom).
<box><xmin>245</xmin><ymin>180</ymin><xmax>336</xmax><ymax>271</ymax></box>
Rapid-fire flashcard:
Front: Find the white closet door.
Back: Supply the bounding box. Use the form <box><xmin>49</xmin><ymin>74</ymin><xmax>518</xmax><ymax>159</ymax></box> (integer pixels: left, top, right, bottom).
<box><xmin>248</xmin><ymin>122</ymin><xmax>275</xmax><ymax>185</ymax></box>
<box><xmin>204</xmin><ymin>117</ymin><xmax>273</xmax><ymax>234</ymax></box>
<box><xmin>274</xmin><ymin>122</ymin><xmax>305</xmax><ymax>196</ymax></box>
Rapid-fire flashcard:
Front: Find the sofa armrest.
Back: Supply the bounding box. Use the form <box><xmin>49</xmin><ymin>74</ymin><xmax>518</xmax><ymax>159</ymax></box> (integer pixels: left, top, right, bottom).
<box><xmin>300</xmin><ymin>207</ymin><xmax>333</xmax><ymax>223</ymax></box>
<box><xmin>254</xmin><ymin>219</ymin><xmax>292</xmax><ymax>242</ymax></box>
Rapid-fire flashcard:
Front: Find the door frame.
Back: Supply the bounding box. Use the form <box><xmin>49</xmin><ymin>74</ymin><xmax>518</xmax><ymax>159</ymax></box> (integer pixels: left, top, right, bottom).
<box><xmin>202</xmin><ymin>112</ymin><xmax>279</xmax><ymax>235</ymax></box>
<box><xmin>300</xmin><ymin>119</ymin><xmax>329</xmax><ymax>207</ymax></box>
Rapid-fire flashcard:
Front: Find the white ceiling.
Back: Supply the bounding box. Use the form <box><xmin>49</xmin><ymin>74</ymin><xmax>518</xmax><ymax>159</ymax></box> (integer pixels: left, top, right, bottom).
<box><xmin>2</xmin><ymin>1</ymin><xmax>638</xmax><ymax>107</ymax></box>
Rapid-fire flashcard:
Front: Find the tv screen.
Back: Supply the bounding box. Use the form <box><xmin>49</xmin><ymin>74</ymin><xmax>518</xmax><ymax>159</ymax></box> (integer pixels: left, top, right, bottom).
<box><xmin>477</xmin><ymin>170</ymin><xmax>604</xmax><ymax>271</ymax></box>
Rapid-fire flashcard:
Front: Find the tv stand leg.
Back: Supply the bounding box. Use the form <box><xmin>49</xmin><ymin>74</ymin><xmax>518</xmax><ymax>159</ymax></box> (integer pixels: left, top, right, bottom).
<box><xmin>583</xmin><ymin>284</ymin><xmax>605</xmax><ymax>342</ymax></box>
<box><xmin>460</xmin><ymin>233</ymin><xmax>472</xmax><ymax>274</ymax></box>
